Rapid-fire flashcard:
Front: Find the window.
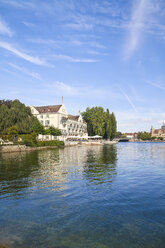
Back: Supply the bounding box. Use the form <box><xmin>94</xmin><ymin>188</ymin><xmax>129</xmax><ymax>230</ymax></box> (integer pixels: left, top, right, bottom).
<box><xmin>40</xmin><ymin>120</ymin><xmax>43</xmax><ymax>124</ymax></box>
<box><xmin>46</xmin><ymin>114</ymin><xmax>49</xmax><ymax>118</ymax></box>
<box><xmin>45</xmin><ymin>120</ymin><xmax>50</xmax><ymax>126</ymax></box>
<box><xmin>40</xmin><ymin>115</ymin><xmax>43</xmax><ymax>119</ymax></box>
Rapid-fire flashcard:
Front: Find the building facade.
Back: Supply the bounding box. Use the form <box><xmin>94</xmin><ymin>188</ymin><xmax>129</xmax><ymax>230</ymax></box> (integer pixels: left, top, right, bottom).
<box><xmin>151</xmin><ymin>124</ymin><xmax>165</xmax><ymax>139</ymax></box>
<box><xmin>30</xmin><ymin>104</ymin><xmax>88</xmax><ymax>137</ymax></box>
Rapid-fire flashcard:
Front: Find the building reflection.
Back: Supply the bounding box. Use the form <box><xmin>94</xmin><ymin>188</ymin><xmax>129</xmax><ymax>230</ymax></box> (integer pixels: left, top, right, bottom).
<box><xmin>0</xmin><ymin>145</ymin><xmax>118</xmax><ymax>199</ymax></box>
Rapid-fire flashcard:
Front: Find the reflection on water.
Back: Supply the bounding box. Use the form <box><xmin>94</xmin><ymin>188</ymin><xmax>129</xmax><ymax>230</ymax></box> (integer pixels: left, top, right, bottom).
<box><xmin>0</xmin><ymin>151</ymin><xmax>39</xmax><ymax>199</ymax></box>
<box><xmin>0</xmin><ymin>143</ymin><xmax>165</xmax><ymax>248</ymax></box>
<box><xmin>84</xmin><ymin>145</ymin><xmax>117</xmax><ymax>184</ymax></box>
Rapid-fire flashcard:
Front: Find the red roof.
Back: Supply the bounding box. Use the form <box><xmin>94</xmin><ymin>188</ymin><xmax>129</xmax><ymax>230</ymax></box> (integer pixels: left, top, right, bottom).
<box><xmin>68</xmin><ymin>115</ymin><xmax>86</xmax><ymax>124</ymax></box>
<box><xmin>35</xmin><ymin>105</ymin><xmax>62</xmax><ymax>113</ymax></box>
<box><xmin>68</xmin><ymin>115</ymin><xmax>79</xmax><ymax>121</ymax></box>
<box><xmin>153</xmin><ymin>129</ymin><xmax>165</xmax><ymax>134</ymax></box>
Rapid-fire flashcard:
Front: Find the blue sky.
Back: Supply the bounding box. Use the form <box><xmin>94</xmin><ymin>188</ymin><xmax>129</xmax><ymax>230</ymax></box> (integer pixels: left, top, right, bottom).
<box><xmin>0</xmin><ymin>0</ymin><xmax>165</xmax><ymax>132</ymax></box>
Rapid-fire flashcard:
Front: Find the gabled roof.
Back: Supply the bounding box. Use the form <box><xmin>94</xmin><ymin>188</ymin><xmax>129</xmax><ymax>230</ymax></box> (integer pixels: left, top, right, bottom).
<box><xmin>35</xmin><ymin>105</ymin><xmax>62</xmax><ymax>114</ymax></box>
<box><xmin>68</xmin><ymin>115</ymin><xmax>87</xmax><ymax>124</ymax></box>
<box><xmin>153</xmin><ymin>129</ymin><xmax>165</xmax><ymax>134</ymax></box>
<box><xmin>68</xmin><ymin>115</ymin><xmax>79</xmax><ymax>121</ymax></box>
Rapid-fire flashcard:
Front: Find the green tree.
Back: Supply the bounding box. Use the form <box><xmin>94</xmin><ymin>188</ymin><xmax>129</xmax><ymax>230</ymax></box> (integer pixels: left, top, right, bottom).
<box><xmin>137</xmin><ymin>132</ymin><xmax>151</xmax><ymax>140</ymax></box>
<box><xmin>48</xmin><ymin>126</ymin><xmax>61</xmax><ymax>136</ymax></box>
<box><xmin>0</xmin><ymin>99</ymin><xmax>44</xmax><ymax>134</ymax></box>
<box><xmin>82</xmin><ymin>106</ymin><xmax>117</xmax><ymax>140</ymax></box>
<box><xmin>6</xmin><ymin>126</ymin><xmax>18</xmax><ymax>141</ymax></box>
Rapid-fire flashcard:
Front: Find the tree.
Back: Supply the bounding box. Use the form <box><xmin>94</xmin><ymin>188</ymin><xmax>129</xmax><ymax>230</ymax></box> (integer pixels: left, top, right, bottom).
<box><xmin>0</xmin><ymin>99</ymin><xmax>44</xmax><ymax>134</ymax></box>
<box><xmin>110</xmin><ymin>112</ymin><xmax>117</xmax><ymax>140</ymax></box>
<box><xmin>82</xmin><ymin>106</ymin><xmax>117</xmax><ymax>140</ymax></box>
<box><xmin>6</xmin><ymin>126</ymin><xmax>18</xmax><ymax>141</ymax></box>
<box><xmin>137</xmin><ymin>132</ymin><xmax>151</xmax><ymax>140</ymax></box>
<box><xmin>48</xmin><ymin>126</ymin><xmax>61</xmax><ymax>136</ymax></box>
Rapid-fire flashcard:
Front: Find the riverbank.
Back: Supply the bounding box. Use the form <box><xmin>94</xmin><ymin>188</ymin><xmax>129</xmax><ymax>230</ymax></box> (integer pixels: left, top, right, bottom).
<box><xmin>0</xmin><ymin>139</ymin><xmax>119</xmax><ymax>153</ymax></box>
<box><xmin>0</xmin><ymin>144</ymin><xmax>64</xmax><ymax>153</ymax></box>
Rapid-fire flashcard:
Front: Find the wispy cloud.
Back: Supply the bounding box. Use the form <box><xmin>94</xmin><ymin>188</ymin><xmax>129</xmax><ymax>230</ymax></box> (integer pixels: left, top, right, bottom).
<box><xmin>0</xmin><ymin>17</ymin><xmax>13</xmax><ymax>37</ymax></box>
<box><xmin>28</xmin><ymin>38</ymin><xmax>61</xmax><ymax>48</ymax></box>
<box><xmin>23</xmin><ymin>21</ymin><xmax>35</xmax><ymax>28</ymax></box>
<box><xmin>66</xmin><ymin>23</ymin><xmax>93</xmax><ymax>30</ymax></box>
<box><xmin>124</xmin><ymin>0</ymin><xmax>148</xmax><ymax>59</ymax></box>
<box><xmin>0</xmin><ymin>0</ymin><xmax>36</xmax><ymax>9</ymax></box>
<box><xmin>50</xmin><ymin>81</ymin><xmax>78</xmax><ymax>96</ymax></box>
<box><xmin>0</xmin><ymin>40</ymin><xmax>52</xmax><ymax>66</ymax></box>
<box><xmin>45</xmin><ymin>81</ymin><xmax>121</xmax><ymax>101</ymax></box>
<box><xmin>146</xmin><ymin>81</ymin><xmax>165</xmax><ymax>91</ymax></box>
<box><xmin>8</xmin><ymin>63</ymin><xmax>41</xmax><ymax>80</ymax></box>
<box><xmin>52</xmin><ymin>54</ymin><xmax>99</xmax><ymax>63</ymax></box>
<box><xmin>119</xmin><ymin>87</ymin><xmax>138</xmax><ymax>113</ymax></box>
<box><xmin>72</xmin><ymin>40</ymin><xmax>106</xmax><ymax>49</ymax></box>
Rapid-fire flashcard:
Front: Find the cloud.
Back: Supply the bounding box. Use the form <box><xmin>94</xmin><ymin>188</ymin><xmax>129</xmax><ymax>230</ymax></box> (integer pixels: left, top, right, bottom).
<box><xmin>72</xmin><ymin>40</ymin><xmax>106</xmax><ymax>49</ymax></box>
<box><xmin>124</xmin><ymin>0</ymin><xmax>148</xmax><ymax>59</ymax></box>
<box><xmin>8</xmin><ymin>63</ymin><xmax>41</xmax><ymax>79</ymax></box>
<box><xmin>0</xmin><ymin>40</ymin><xmax>52</xmax><ymax>66</ymax></box>
<box><xmin>51</xmin><ymin>81</ymin><xmax>78</xmax><ymax>96</ymax></box>
<box><xmin>28</xmin><ymin>38</ymin><xmax>61</xmax><ymax>48</ymax></box>
<box><xmin>0</xmin><ymin>17</ymin><xmax>13</xmax><ymax>37</ymax></box>
<box><xmin>66</xmin><ymin>23</ymin><xmax>93</xmax><ymax>30</ymax></box>
<box><xmin>45</xmin><ymin>81</ymin><xmax>122</xmax><ymax>102</ymax></box>
<box><xmin>0</xmin><ymin>0</ymin><xmax>36</xmax><ymax>9</ymax></box>
<box><xmin>146</xmin><ymin>81</ymin><xmax>165</xmax><ymax>91</ymax></box>
<box><xmin>52</xmin><ymin>54</ymin><xmax>99</xmax><ymax>63</ymax></box>
<box><xmin>119</xmin><ymin>87</ymin><xmax>138</xmax><ymax>113</ymax></box>
<box><xmin>23</xmin><ymin>21</ymin><xmax>35</xmax><ymax>28</ymax></box>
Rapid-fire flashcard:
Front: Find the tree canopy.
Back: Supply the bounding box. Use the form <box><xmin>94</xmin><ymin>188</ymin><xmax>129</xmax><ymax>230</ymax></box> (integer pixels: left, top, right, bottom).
<box><xmin>82</xmin><ymin>107</ymin><xmax>117</xmax><ymax>140</ymax></box>
<box><xmin>0</xmin><ymin>99</ymin><xmax>44</xmax><ymax>134</ymax></box>
<box><xmin>137</xmin><ymin>132</ymin><xmax>151</xmax><ymax>140</ymax></box>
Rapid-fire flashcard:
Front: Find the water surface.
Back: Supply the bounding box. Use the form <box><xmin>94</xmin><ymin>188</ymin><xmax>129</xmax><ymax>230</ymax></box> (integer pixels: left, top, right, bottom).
<box><xmin>0</xmin><ymin>143</ymin><xmax>165</xmax><ymax>247</ymax></box>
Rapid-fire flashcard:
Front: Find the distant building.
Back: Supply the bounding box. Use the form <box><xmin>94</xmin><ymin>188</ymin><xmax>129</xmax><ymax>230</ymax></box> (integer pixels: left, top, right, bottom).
<box><xmin>151</xmin><ymin>124</ymin><xmax>165</xmax><ymax>139</ymax></box>
<box><xmin>125</xmin><ymin>132</ymin><xmax>138</xmax><ymax>140</ymax></box>
<box><xmin>30</xmin><ymin>104</ymin><xmax>88</xmax><ymax>137</ymax></box>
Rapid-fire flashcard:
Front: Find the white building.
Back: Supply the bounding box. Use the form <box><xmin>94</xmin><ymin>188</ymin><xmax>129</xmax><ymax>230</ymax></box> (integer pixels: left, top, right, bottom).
<box><xmin>30</xmin><ymin>104</ymin><xmax>88</xmax><ymax>137</ymax></box>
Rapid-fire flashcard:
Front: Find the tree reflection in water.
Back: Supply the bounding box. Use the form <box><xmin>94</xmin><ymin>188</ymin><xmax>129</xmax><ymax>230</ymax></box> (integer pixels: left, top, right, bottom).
<box><xmin>0</xmin><ymin>151</ymin><xmax>40</xmax><ymax>199</ymax></box>
<box><xmin>83</xmin><ymin>145</ymin><xmax>117</xmax><ymax>184</ymax></box>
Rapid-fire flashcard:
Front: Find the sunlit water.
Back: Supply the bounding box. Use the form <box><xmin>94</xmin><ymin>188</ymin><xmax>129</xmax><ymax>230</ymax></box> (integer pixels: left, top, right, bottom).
<box><xmin>0</xmin><ymin>143</ymin><xmax>165</xmax><ymax>248</ymax></box>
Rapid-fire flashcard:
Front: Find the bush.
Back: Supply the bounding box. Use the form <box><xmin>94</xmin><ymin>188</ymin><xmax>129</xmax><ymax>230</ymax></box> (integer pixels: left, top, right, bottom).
<box><xmin>20</xmin><ymin>133</ymin><xmax>37</xmax><ymax>147</ymax></box>
<box><xmin>37</xmin><ymin>140</ymin><xmax>64</xmax><ymax>147</ymax></box>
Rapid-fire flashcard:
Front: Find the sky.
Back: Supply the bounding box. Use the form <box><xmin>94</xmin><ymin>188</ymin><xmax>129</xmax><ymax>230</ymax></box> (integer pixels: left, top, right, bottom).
<box><xmin>0</xmin><ymin>0</ymin><xmax>165</xmax><ymax>132</ymax></box>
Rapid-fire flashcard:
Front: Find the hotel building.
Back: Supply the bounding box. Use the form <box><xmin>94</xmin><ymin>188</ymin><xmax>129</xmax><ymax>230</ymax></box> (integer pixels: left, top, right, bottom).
<box><xmin>30</xmin><ymin>104</ymin><xmax>88</xmax><ymax>137</ymax></box>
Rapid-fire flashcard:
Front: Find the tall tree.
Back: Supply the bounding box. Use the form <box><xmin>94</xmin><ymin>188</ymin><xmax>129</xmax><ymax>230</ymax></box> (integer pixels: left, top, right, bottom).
<box><xmin>82</xmin><ymin>107</ymin><xmax>117</xmax><ymax>140</ymax></box>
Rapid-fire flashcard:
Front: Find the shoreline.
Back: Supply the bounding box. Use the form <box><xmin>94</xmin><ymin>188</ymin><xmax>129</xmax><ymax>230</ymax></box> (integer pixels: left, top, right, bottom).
<box><xmin>0</xmin><ymin>145</ymin><xmax>63</xmax><ymax>154</ymax></box>
<box><xmin>0</xmin><ymin>141</ymin><xmax>109</xmax><ymax>154</ymax></box>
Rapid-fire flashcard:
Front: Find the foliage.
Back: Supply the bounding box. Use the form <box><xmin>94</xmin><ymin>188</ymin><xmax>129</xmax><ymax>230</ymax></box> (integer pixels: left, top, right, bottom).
<box><xmin>37</xmin><ymin>140</ymin><xmax>64</xmax><ymax>147</ymax></box>
<box><xmin>31</xmin><ymin>121</ymin><xmax>45</xmax><ymax>135</ymax></box>
<box><xmin>5</xmin><ymin>126</ymin><xmax>18</xmax><ymax>141</ymax></box>
<box><xmin>44</xmin><ymin>126</ymin><xmax>61</xmax><ymax>136</ymax></box>
<box><xmin>137</xmin><ymin>132</ymin><xmax>151</xmax><ymax>140</ymax></box>
<box><xmin>0</xmin><ymin>99</ymin><xmax>44</xmax><ymax>134</ymax></box>
<box><xmin>115</xmin><ymin>131</ymin><xmax>126</xmax><ymax>138</ymax></box>
<box><xmin>20</xmin><ymin>133</ymin><xmax>37</xmax><ymax>147</ymax></box>
<box><xmin>82</xmin><ymin>107</ymin><xmax>117</xmax><ymax>140</ymax></box>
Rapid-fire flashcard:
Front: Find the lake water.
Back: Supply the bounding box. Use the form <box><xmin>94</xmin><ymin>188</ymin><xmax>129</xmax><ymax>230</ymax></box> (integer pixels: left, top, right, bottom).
<box><xmin>0</xmin><ymin>143</ymin><xmax>165</xmax><ymax>248</ymax></box>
